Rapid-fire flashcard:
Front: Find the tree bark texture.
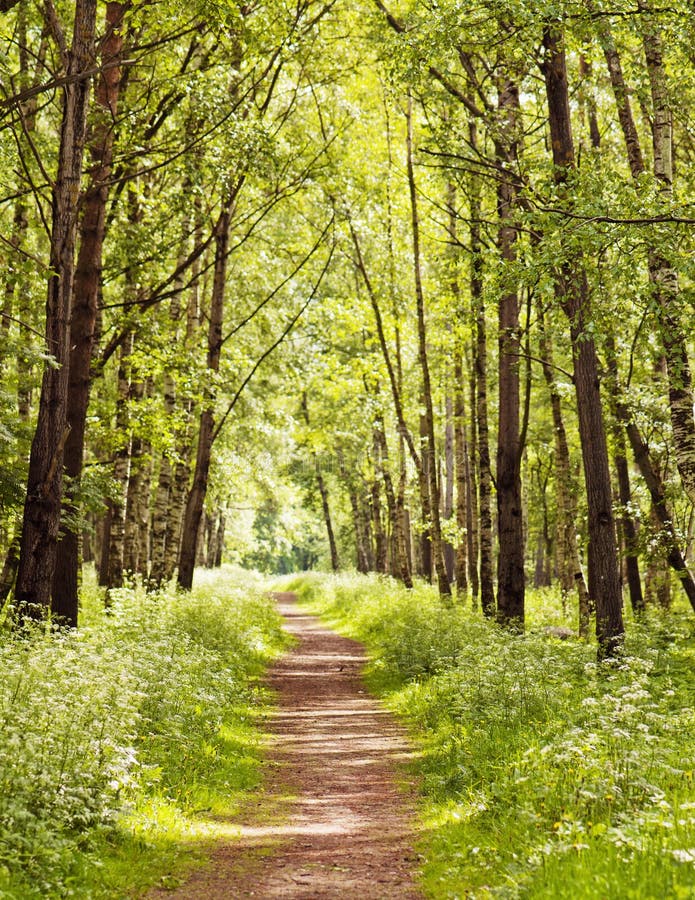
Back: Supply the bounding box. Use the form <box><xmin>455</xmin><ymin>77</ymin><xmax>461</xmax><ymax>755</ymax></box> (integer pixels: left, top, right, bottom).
<box><xmin>542</xmin><ymin>26</ymin><xmax>624</xmax><ymax>655</ymax></box>
<box><xmin>15</xmin><ymin>0</ymin><xmax>97</xmax><ymax>620</ymax></box>
<box><xmin>495</xmin><ymin>75</ymin><xmax>525</xmax><ymax>626</ymax></box>
<box><xmin>52</xmin><ymin>1</ymin><xmax>125</xmax><ymax>626</ymax></box>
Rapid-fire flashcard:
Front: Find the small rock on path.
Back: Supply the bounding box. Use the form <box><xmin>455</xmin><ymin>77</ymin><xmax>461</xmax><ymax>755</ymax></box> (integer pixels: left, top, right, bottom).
<box><xmin>151</xmin><ymin>591</ymin><xmax>423</xmax><ymax>899</ymax></box>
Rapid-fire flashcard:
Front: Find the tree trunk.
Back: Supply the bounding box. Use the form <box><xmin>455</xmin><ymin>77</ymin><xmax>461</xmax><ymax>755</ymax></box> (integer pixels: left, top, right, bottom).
<box><xmin>123</xmin><ymin>378</ymin><xmax>147</xmax><ymax>574</ymax></box>
<box><xmin>453</xmin><ymin>360</ymin><xmax>469</xmax><ymax>595</ymax></box>
<box><xmin>370</xmin><ymin>459</ymin><xmax>388</xmax><ymax>574</ymax></box>
<box><xmin>349</xmin><ymin>487</ymin><xmax>369</xmax><ymax>573</ymax></box>
<box><xmin>161</xmin><ymin>215</ymin><xmax>202</xmax><ymax>582</ymax></box>
<box><xmin>97</xmin><ymin>506</ymin><xmax>112</xmax><ymax>586</ymax></box>
<box><xmin>214</xmin><ymin>511</ymin><xmax>225</xmax><ymax>567</ymax></box>
<box><xmin>206</xmin><ymin>512</ymin><xmax>218</xmax><ymax>568</ymax></box>
<box><xmin>318</xmin><ymin>472</ymin><xmax>339</xmax><ymax>572</ymax></box>
<box><xmin>149</xmin><ymin>225</ymin><xmax>189</xmax><ymax>586</ymax></box>
<box><xmin>418</xmin><ymin>407</ymin><xmax>433</xmax><ymax>581</ymax></box>
<box><xmin>604</xmin><ymin>332</ymin><xmax>645</xmax><ymax>615</ymax></box>
<box><xmin>622</xmin><ymin>405</ymin><xmax>695</xmax><ymax>611</ymax></box>
<box><xmin>149</xmin><ymin>444</ymin><xmax>174</xmax><ymax>585</ymax></box>
<box><xmin>476</xmin><ymin>253</ymin><xmax>494</xmax><ymax>617</ymax></box>
<box><xmin>375</xmin><ymin>416</ymin><xmax>413</xmax><ymax>588</ymax></box>
<box><xmin>3</xmin><ymin>5</ymin><xmax>42</xmax><ymax>419</ymax></box>
<box><xmin>446</xmin><ymin>186</ymin><xmax>469</xmax><ymax>596</ymax></box>
<box><xmin>462</xmin><ymin>119</ymin><xmax>491</xmax><ymax>613</ymax></box>
<box><xmin>465</xmin><ymin>344</ymin><xmax>480</xmax><ymax>604</ymax></box>
<box><xmin>443</xmin><ymin>394</ymin><xmax>456</xmax><ymax>584</ymax></box>
<box><xmin>15</xmin><ymin>0</ymin><xmax>97</xmax><ymax>620</ymax></box>
<box><xmin>106</xmin><ymin>336</ymin><xmax>133</xmax><ymax>590</ymax></box>
<box><xmin>638</xmin><ymin>5</ymin><xmax>695</xmax><ymax>506</ymax></box>
<box><xmin>195</xmin><ymin>513</ymin><xmax>208</xmax><ymax>568</ymax></box>
<box><xmin>538</xmin><ymin>304</ymin><xmax>591</xmax><ymax>634</ymax></box>
<box><xmin>542</xmin><ymin>26</ymin><xmax>624</xmax><ymax>656</ymax></box>
<box><xmin>495</xmin><ymin>75</ymin><xmax>525</xmax><ymax>627</ymax></box>
<box><xmin>178</xmin><ymin>202</ymin><xmax>231</xmax><ymax>590</ymax></box>
<box><xmin>406</xmin><ymin>97</ymin><xmax>450</xmax><ymax>598</ymax></box>
<box><xmin>0</xmin><ymin>536</ymin><xmax>21</xmax><ymax>606</ymax></box>
<box><xmin>51</xmin><ymin>1</ymin><xmax>126</xmax><ymax>626</ymax></box>
<box><xmin>600</xmin><ymin>9</ymin><xmax>695</xmax><ymax>505</ymax></box>
<box><xmin>350</xmin><ymin>223</ymin><xmax>426</xmax><ymax>585</ymax></box>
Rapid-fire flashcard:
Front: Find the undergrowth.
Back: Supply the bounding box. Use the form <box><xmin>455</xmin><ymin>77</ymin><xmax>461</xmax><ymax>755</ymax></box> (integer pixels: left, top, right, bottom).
<box><xmin>286</xmin><ymin>572</ymin><xmax>695</xmax><ymax>899</ymax></box>
<box><xmin>0</xmin><ymin>565</ymin><xmax>287</xmax><ymax>898</ymax></box>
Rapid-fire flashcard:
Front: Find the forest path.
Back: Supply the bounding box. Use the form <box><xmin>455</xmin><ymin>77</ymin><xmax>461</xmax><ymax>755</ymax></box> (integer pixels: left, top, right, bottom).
<box><xmin>152</xmin><ymin>591</ymin><xmax>423</xmax><ymax>898</ymax></box>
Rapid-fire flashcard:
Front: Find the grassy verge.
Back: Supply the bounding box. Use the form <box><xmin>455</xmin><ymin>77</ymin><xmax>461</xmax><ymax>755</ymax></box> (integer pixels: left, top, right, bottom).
<box><xmin>0</xmin><ymin>565</ymin><xmax>290</xmax><ymax>898</ymax></box>
<box><xmin>285</xmin><ymin>572</ymin><xmax>695</xmax><ymax>899</ymax></box>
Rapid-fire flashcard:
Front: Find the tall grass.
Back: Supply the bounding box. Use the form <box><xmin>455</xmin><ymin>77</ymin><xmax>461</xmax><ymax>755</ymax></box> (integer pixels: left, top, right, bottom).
<box><xmin>0</xmin><ymin>566</ymin><xmax>287</xmax><ymax>898</ymax></box>
<box><xmin>287</xmin><ymin>572</ymin><xmax>695</xmax><ymax>899</ymax></box>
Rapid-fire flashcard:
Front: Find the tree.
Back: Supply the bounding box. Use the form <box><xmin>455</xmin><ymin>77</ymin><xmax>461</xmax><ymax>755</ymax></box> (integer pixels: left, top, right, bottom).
<box><xmin>15</xmin><ymin>0</ymin><xmax>98</xmax><ymax>621</ymax></box>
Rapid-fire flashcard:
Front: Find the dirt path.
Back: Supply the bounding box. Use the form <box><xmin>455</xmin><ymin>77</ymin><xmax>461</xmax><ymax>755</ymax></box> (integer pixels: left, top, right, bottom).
<box><xmin>153</xmin><ymin>592</ymin><xmax>423</xmax><ymax>898</ymax></box>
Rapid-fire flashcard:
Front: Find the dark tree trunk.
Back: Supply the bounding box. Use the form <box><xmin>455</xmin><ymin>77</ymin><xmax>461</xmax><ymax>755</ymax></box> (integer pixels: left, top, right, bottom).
<box><xmin>542</xmin><ymin>26</ymin><xmax>624</xmax><ymax>656</ymax></box>
<box><xmin>15</xmin><ymin>0</ymin><xmax>97</xmax><ymax>621</ymax></box>
<box><xmin>495</xmin><ymin>75</ymin><xmax>525</xmax><ymax>627</ymax></box>
<box><xmin>52</xmin><ymin>1</ymin><xmax>125</xmax><ymax>626</ymax></box>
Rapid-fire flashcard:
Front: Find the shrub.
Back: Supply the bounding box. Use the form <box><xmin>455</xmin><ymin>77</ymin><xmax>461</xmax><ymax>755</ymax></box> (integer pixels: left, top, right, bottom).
<box><xmin>0</xmin><ymin>567</ymin><xmax>285</xmax><ymax>897</ymax></box>
<box><xmin>291</xmin><ymin>572</ymin><xmax>695</xmax><ymax>898</ymax></box>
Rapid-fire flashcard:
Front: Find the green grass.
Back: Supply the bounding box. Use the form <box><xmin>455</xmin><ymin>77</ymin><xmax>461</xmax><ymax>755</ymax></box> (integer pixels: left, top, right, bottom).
<box><xmin>0</xmin><ymin>565</ymin><xmax>290</xmax><ymax>898</ymax></box>
<box><xmin>284</xmin><ymin>572</ymin><xmax>695</xmax><ymax>899</ymax></box>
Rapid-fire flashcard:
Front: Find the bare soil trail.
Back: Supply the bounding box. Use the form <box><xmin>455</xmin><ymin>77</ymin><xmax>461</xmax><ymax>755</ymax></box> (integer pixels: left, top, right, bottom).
<box><xmin>152</xmin><ymin>591</ymin><xmax>423</xmax><ymax>899</ymax></box>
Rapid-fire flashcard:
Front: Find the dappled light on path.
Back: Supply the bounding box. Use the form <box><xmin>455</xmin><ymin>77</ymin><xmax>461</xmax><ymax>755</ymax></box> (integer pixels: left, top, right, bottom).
<box><xmin>153</xmin><ymin>591</ymin><xmax>422</xmax><ymax>898</ymax></box>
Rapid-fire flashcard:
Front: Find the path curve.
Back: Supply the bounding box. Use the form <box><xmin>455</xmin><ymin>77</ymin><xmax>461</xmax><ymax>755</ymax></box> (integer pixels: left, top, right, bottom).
<box><xmin>154</xmin><ymin>591</ymin><xmax>423</xmax><ymax>898</ymax></box>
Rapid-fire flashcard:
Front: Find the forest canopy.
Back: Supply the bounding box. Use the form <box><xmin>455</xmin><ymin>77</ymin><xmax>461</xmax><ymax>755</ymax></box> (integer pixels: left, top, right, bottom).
<box><xmin>0</xmin><ymin>0</ymin><xmax>694</xmax><ymax>655</ymax></box>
